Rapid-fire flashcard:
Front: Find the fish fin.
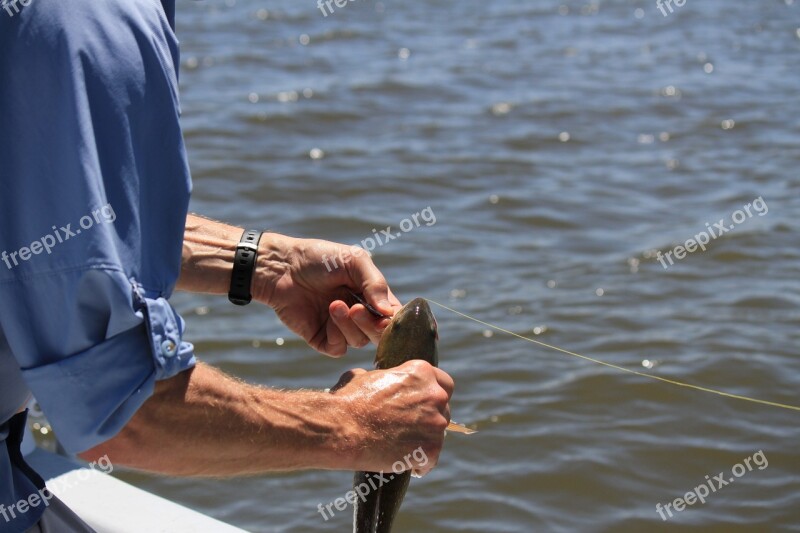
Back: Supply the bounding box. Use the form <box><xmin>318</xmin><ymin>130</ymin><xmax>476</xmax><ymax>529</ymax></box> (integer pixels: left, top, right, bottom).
<box><xmin>446</xmin><ymin>421</ymin><xmax>477</xmax><ymax>434</ymax></box>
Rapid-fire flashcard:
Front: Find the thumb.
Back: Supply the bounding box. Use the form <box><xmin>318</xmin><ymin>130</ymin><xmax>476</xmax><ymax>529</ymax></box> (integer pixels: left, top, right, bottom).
<box><xmin>348</xmin><ymin>256</ymin><xmax>393</xmax><ymax>316</ymax></box>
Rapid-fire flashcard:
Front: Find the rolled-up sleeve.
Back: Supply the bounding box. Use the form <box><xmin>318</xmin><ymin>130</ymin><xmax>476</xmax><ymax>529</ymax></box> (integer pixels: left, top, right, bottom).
<box><xmin>0</xmin><ymin>0</ymin><xmax>194</xmax><ymax>453</ymax></box>
<box><xmin>0</xmin><ymin>268</ymin><xmax>195</xmax><ymax>454</ymax></box>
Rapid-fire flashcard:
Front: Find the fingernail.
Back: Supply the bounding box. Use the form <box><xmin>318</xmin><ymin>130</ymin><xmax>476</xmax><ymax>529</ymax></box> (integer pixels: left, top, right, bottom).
<box><xmin>333</xmin><ymin>306</ymin><xmax>348</xmax><ymax>319</ymax></box>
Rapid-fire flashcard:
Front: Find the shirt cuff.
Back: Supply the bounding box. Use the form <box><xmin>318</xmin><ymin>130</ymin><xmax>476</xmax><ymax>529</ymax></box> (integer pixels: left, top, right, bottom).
<box><xmin>21</xmin><ymin>294</ymin><xmax>195</xmax><ymax>454</ymax></box>
<box><xmin>138</xmin><ymin>295</ymin><xmax>196</xmax><ymax>381</ymax></box>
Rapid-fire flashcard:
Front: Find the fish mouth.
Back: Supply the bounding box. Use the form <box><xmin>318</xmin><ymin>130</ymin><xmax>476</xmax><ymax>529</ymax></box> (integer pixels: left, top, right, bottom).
<box><xmin>394</xmin><ymin>298</ymin><xmax>433</xmax><ymax>322</ymax></box>
<box><xmin>388</xmin><ymin>298</ymin><xmax>438</xmax><ymax>343</ymax></box>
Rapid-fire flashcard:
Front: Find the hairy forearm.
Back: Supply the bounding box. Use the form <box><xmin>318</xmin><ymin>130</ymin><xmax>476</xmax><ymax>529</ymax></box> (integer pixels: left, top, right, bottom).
<box><xmin>78</xmin><ymin>363</ymin><xmax>359</xmax><ymax>476</ymax></box>
<box><xmin>176</xmin><ymin>213</ymin><xmax>288</xmax><ymax>306</ymax></box>
<box><xmin>176</xmin><ymin>214</ymin><xmax>243</xmax><ymax>295</ymax></box>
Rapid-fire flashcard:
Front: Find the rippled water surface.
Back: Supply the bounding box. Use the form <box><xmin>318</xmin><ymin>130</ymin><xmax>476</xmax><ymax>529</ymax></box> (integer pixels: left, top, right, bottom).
<box><xmin>118</xmin><ymin>1</ymin><xmax>800</xmax><ymax>531</ymax></box>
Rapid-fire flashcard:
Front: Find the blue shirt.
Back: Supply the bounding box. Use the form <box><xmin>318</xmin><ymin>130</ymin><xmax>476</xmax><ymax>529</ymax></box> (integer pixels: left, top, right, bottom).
<box><xmin>0</xmin><ymin>0</ymin><xmax>195</xmax><ymax>529</ymax></box>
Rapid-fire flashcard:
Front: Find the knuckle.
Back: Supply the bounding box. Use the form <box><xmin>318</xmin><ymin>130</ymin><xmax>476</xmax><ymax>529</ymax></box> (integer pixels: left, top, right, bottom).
<box><xmin>433</xmin><ymin>416</ymin><xmax>449</xmax><ymax>434</ymax></box>
<box><xmin>446</xmin><ymin>375</ymin><xmax>455</xmax><ymax>393</ymax></box>
<box><xmin>406</xmin><ymin>359</ymin><xmax>432</xmax><ymax>373</ymax></box>
<box><xmin>433</xmin><ymin>388</ymin><xmax>450</xmax><ymax>406</ymax></box>
<box><xmin>369</xmin><ymin>278</ymin><xmax>389</xmax><ymax>292</ymax></box>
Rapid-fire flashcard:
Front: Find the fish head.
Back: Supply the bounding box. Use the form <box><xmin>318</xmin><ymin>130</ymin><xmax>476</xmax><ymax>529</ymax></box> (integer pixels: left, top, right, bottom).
<box><xmin>374</xmin><ymin>297</ymin><xmax>438</xmax><ymax>369</ymax></box>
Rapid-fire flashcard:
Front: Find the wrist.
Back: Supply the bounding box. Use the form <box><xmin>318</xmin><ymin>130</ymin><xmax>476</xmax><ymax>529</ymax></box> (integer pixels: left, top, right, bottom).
<box><xmin>259</xmin><ymin>389</ymin><xmax>363</xmax><ymax>471</ymax></box>
<box><xmin>178</xmin><ymin>214</ymin><xmax>243</xmax><ymax>294</ymax></box>
<box><xmin>314</xmin><ymin>391</ymin><xmax>365</xmax><ymax>471</ymax></box>
<box><xmin>252</xmin><ymin>232</ymin><xmax>293</xmax><ymax>308</ymax></box>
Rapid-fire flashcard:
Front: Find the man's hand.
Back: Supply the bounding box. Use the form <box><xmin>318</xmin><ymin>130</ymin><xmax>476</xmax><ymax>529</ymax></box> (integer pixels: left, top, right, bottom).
<box><xmin>330</xmin><ymin>360</ymin><xmax>454</xmax><ymax>476</ymax></box>
<box><xmin>177</xmin><ymin>215</ymin><xmax>402</xmax><ymax>356</ymax></box>
<box><xmin>253</xmin><ymin>233</ymin><xmax>403</xmax><ymax>356</ymax></box>
<box><xmin>80</xmin><ymin>361</ymin><xmax>454</xmax><ymax>477</ymax></box>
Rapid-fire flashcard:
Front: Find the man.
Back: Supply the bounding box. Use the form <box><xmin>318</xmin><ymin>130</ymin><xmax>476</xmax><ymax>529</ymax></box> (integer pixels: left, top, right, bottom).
<box><xmin>0</xmin><ymin>0</ymin><xmax>453</xmax><ymax>530</ymax></box>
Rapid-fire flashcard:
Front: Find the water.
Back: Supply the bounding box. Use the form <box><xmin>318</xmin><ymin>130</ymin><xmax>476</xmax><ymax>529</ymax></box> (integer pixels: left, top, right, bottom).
<box><xmin>116</xmin><ymin>0</ymin><xmax>800</xmax><ymax>531</ymax></box>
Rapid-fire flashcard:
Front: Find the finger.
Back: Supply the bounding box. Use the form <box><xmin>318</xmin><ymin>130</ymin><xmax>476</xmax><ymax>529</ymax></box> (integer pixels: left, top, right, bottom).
<box><xmin>330</xmin><ymin>368</ymin><xmax>368</xmax><ymax>392</ymax></box>
<box><xmin>398</xmin><ymin>359</ymin><xmax>453</xmax><ymax>397</ymax></box>
<box><xmin>346</xmin><ymin>255</ymin><xmax>394</xmax><ymax>317</ymax></box>
<box><xmin>396</xmin><ymin>360</ymin><xmax>454</xmax><ymax>398</ymax></box>
<box><xmin>386</xmin><ymin>288</ymin><xmax>403</xmax><ymax>313</ymax></box>
<box><xmin>321</xmin><ymin>310</ymin><xmax>348</xmax><ymax>358</ymax></box>
<box><xmin>413</xmin><ymin>445</ymin><xmax>440</xmax><ymax>477</ymax></box>
<box><xmin>349</xmin><ymin>304</ymin><xmax>391</xmax><ymax>345</ymax></box>
<box><xmin>442</xmin><ymin>404</ymin><xmax>451</xmax><ymax>424</ymax></box>
<box><xmin>403</xmin><ymin>443</ymin><xmax>437</xmax><ymax>475</ymax></box>
<box><xmin>433</xmin><ymin>368</ymin><xmax>455</xmax><ymax>398</ymax></box>
<box><xmin>330</xmin><ymin>301</ymin><xmax>371</xmax><ymax>349</ymax></box>
<box><xmin>416</xmin><ymin>459</ymin><xmax>437</xmax><ymax>477</ymax></box>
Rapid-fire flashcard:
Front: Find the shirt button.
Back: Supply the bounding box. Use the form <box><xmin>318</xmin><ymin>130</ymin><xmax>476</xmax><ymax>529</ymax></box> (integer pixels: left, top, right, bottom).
<box><xmin>161</xmin><ymin>340</ymin><xmax>178</xmax><ymax>358</ymax></box>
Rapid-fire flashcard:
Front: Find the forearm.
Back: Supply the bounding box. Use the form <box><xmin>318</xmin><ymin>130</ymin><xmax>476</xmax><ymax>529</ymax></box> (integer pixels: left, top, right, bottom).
<box><xmin>176</xmin><ymin>214</ymin><xmax>243</xmax><ymax>295</ymax></box>
<box><xmin>78</xmin><ymin>363</ymin><xmax>359</xmax><ymax>476</ymax></box>
<box><xmin>176</xmin><ymin>214</ymin><xmax>288</xmax><ymax>306</ymax></box>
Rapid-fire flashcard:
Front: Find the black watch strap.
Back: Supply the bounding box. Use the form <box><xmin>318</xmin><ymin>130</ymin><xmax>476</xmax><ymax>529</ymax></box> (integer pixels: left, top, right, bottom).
<box><xmin>228</xmin><ymin>229</ymin><xmax>263</xmax><ymax>306</ymax></box>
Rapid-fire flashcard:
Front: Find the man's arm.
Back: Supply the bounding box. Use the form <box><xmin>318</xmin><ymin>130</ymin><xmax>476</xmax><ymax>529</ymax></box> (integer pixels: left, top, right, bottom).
<box><xmin>175</xmin><ymin>213</ymin><xmax>241</xmax><ymax>296</ymax></box>
<box><xmin>177</xmin><ymin>214</ymin><xmax>402</xmax><ymax>354</ymax></box>
<box><xmin>79</xmin><ymin>360</ymin><xmax>452</xmax><ymax>476</ymax></box>
<box><xmin>78</xmin><ymin>214</ymin><xmax>453</xmax><ymax>476</ymax></box>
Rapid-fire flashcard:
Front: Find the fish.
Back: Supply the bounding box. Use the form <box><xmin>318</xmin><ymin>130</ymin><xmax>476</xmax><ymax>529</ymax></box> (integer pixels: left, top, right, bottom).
<box><xmin>352</xmin><ymin>297</ymin><xmax>474</xmax><ymax>533</ymax></box>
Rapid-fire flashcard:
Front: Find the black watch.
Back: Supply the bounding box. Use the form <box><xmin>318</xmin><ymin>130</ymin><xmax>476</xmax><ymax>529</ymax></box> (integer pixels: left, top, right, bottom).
<box><xmin>228</xmin><ymin>229</ymin><xmax>263</xmax><ymax>306</ymax></box>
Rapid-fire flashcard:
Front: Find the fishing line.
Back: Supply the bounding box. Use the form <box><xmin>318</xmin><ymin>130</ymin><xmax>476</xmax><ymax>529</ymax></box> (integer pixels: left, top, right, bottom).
<box><xmin>427</xmin><ymin>299</ymin><xmax>800</xmax><ymax>413</ymax></box>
